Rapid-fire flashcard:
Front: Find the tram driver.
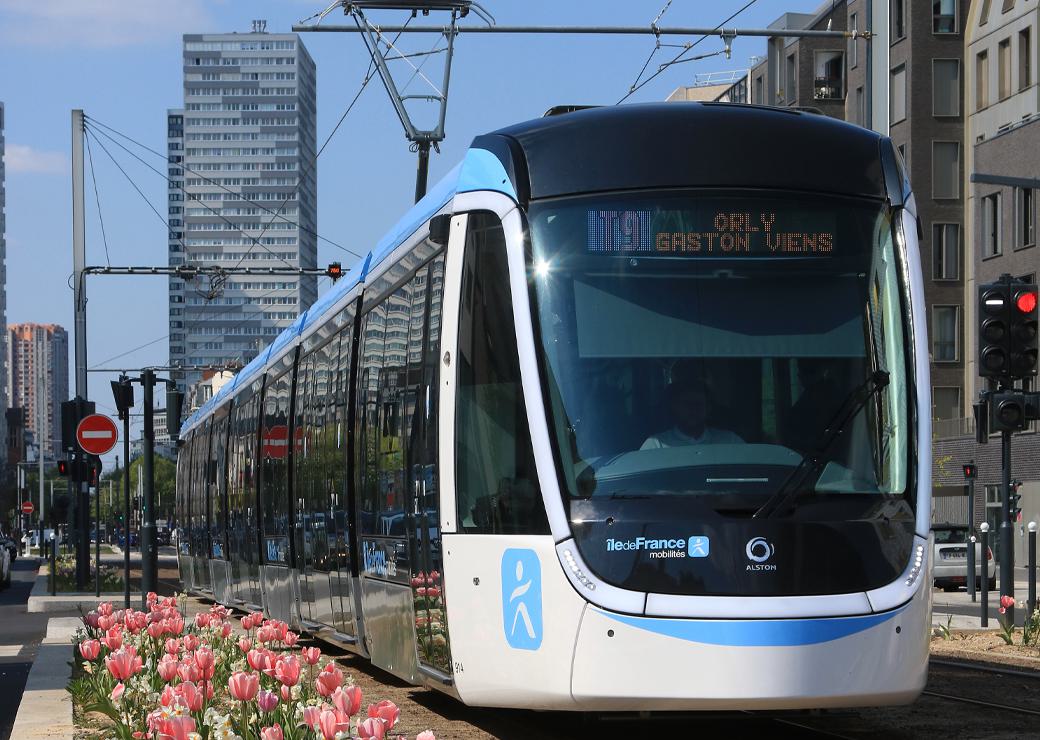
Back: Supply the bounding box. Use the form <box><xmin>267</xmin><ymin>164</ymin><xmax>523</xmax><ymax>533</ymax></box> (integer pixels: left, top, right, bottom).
<box><xmin>641</xmin><ymin>370</ymin><xmax>744</xmax><ymax>449</ymax></box>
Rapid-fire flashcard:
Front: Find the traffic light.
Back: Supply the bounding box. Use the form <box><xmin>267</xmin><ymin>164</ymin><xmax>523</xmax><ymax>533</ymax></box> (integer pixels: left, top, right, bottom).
<box><xmin>85</xmin><ymin>455</ymin><xmax>102</xmax><ymax>488</ymax></box>
<box><xmin>1010</xmin><ymin>479</ymin><xmax>1023</xmax><ymax>522</ymax></box>
<box><xmin>963</xmin><ymin>462</ymin><xmax>977</xmax><ymax>480</ymax></box>
<box><xmin>1010</xmin><ymin>283</ymin><xmax>1039</xmax><ymax>377</ymax></box>
<box><xmin>978</xmin><ymin>276</ymin><xmax>1039</xmax><ymax>381</ymax></box>
<box><xmin>979</xmin><ymin>282</ymin><xmax>1012</xmax><ymax>379</ymax></box>
<box><xmin>57</xmin><ymin>459</ymin><xmax>70</xmax><ymax>477</ymax></box>
<box><xmin>990</xmin><ymin>391</ymin><xmax>1028</xmax><ymax>432</ymax></box>
<box><xmin>326</xmin><ymin>262</ymin><xmax>344</xmax><ymax>283</ymax></box>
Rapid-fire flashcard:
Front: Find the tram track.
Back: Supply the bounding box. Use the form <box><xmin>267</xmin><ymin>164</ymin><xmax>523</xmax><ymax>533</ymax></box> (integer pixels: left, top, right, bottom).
<box><xmin>930</xmin><ymin>656</ymin><xmax>1040</xmax><ymax>680</ymax></box>
<box><xmin>921</xmin><ymin>689</ymin><xmax>1040</xmax><ymax>716</ymax></box>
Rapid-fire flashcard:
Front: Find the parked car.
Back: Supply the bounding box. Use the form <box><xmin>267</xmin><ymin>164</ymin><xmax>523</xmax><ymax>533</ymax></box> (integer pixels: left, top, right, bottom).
<box><xmin>0</xmin><ymin>532</ymin><xmax>16</xmax><ymax>563</ymax></box>
<box><xmin>0</xmin><ymin>545</ymin><xmax>9</xmax><ymax>589</ymax></box>
<box><xmin>933</xmin><ymin>523</ymin><xmax>995</xmax><ymax>591</ymax></box>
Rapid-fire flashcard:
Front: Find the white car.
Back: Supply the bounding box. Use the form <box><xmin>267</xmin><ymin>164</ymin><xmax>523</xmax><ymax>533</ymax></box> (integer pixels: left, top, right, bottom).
<box><xmin>933</xmin><ymin>524</ymin><xmax>995</xmax><ymax>591</ymax></box>
<box><xmin>0</xmin><ymin>544</ymin><xmax>10</xmax><ymax>589</ymax></box>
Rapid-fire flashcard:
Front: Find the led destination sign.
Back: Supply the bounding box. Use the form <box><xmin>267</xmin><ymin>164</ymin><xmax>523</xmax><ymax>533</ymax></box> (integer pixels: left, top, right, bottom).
<box><xmin>587</xmin><ymin>208</ymin><xmax>836</xmax><ymax>256</ymax></box>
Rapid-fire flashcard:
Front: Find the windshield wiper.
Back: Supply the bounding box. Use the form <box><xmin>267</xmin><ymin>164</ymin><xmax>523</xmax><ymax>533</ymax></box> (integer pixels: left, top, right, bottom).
<box><xmin>753</xmin><ymin>370</ymin><xmax>890</xmax><ymax>519</ymax></box>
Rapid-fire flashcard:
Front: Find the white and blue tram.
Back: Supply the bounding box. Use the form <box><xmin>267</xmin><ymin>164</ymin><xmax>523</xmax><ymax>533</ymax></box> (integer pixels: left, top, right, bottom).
<box><xmin>177</xmin><ymin>103</ymin><xmax>932</xmax><ymax>710</ymax></box>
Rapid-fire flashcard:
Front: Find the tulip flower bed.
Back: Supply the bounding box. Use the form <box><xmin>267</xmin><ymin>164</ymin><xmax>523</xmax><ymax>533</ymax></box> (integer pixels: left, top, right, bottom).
<box><xmin>51</xmin><ymin>554</ymin><xmax>124</xmax><ymax>593</ymax></box>
<box><xmin>69</xmin><ymin>595</ymin><xmax>436</xmax><ymax>739</ymax></box>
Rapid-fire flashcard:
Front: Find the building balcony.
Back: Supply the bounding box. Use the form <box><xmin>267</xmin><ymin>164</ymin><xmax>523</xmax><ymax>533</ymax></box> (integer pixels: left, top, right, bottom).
<box><xmin>813</xmin><ymin>77</ymin><xmax>844</xmax><ymax>101</ymax></box>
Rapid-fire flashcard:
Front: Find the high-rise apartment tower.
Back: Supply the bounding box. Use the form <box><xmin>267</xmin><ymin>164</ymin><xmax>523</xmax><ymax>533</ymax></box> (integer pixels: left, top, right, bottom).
<box><xmin>7</xmin><ymin>323</ymin><xmax>68</xmax><ymax>460</ymax></box>
<box><xmin>169</xmin><ymin>25</ymin><xmax>317</xmax><ymax>392</ymax></box>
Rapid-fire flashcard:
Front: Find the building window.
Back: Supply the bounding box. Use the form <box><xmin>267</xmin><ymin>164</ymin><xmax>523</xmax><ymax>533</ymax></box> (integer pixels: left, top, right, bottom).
<box><xmin>813</xmin><ymin>51</ymin><xmax>844</xmax><ymax>99</ymax></box>
<box><xmin>850</xmin><ymin>13</ymin><xmax>858</xmax><ymax>68</ymax></box>
<box><xmin>976</xmin><ymin>51</ymin><xmax>990</xmax><ymax>110</ymax></box>
<box><xmin>932</xmin><ymin>223</ymin><xmax>961</xmax><ymax>280</ymax></box>
<box><xmin>754</xmin><ymin>75</ymin><xmax>763</xmax><ymax>104</ymax></box>
<box><xmin>932</xmin><ymin>306</ymin><xmax>960</xmax><ymax>362</ymax></box>
<box><xmin>891</xmin><ymin>64</ymin><xmax>907</xmax><ymax>123</ymax></box>
<box><xmin>1021</xmin><ymin>27</ymin><xmax>1032</xmax><ymax>91</ymax></box>
<box><xmin>932</xmin><ymin>141</ymin><xmax>960</xmax><ymax>199</ymax></box>
<box><xmin>856</xmin><ymin>86</ymin><xmax>865</xmax><ymax>126</ymax></box>
<box><xmin>933</xmin><ymin>59</ymin><xmax>961</xmax><ymax>116</ymax></box>
<box><xmin>891</xmin><ymin>0</ymin><xmax>906</xmax><ymax>41</ymax></box>
<box><xmin>785</xmin><ymin>53</ymin><xmax>797</xmax><ymax>104</ymax></box>
<box><xmin>933</xmin><ymin>387</ymin><xmax>962</xmax><ymax>421</ymax></box>
<box><xmin>933</xmin><ymin>0</ymin><xmax>957</xmax><ymax>33</ymax></box>
<box><xmin>982</xmin><ymin>192</ymin><xmax>1002</xmax><ymax>257</ymax></box>
<box><xmin>1016</xmin><ymin>188</ymin><xmax>1036</xmax><ymax>248</ymax></box>
<box><xmin>897</xmin><ymin>142</ymin><xmax>909</xmax><ymax>170</ymax></box>
<box><xmin>999</xmin><ymin>38</ymin><xmax>1012</xmax><ymax>100</ymax></box>
<box><xmin>1002</xmin><ymin>0</ymin><xmax>1016</xmax><ymax>12</ymax></box>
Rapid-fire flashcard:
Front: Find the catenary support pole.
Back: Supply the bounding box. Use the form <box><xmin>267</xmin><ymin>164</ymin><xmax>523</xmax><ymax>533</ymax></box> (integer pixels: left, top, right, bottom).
<box><xmin>72</xmin><ymin>109</ymin><xmax>90</xmax><ymax>591</ymax></box>
<box><xmin>123</xmin><ymin>421</ymin><xmax>131</xmax><ymax>609</ymax></box>
<box><xmin>141</xmin><ymin>369</ymin><xmax>157</xmax><ymax>603</ymax></box>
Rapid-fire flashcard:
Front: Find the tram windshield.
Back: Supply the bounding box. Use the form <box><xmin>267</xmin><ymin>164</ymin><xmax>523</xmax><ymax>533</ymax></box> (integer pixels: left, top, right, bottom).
<box><xmin>528</xmin><ymin>190</ymin><xmax>913</xmax><ymax>516</ymax></box>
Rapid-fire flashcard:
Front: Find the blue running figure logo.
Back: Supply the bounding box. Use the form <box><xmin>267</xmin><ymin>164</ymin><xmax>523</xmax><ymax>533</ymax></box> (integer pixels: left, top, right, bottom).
<box><xmin>501</xmin><ymin>549</ymin><xmax>542</xmax><ymax>650</ymax></box>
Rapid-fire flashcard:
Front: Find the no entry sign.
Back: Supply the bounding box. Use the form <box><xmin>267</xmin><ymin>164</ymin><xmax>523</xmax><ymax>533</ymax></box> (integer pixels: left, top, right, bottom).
<box><xmin>76</xmin><ymin>413</ymin><xmax>118</xmax><ymax>455</ymax></box>
<box><xmin>21</xmin><ymin>501</ymin><xmax>34</xmax><ymax>515</ymax></box>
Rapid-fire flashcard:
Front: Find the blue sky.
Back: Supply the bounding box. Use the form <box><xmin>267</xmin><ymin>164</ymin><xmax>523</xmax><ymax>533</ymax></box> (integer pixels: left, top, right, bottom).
<box><xmin>0</xmin><ymin>0</ymin><xmax>825</xmax><ymax>458</ymax></box>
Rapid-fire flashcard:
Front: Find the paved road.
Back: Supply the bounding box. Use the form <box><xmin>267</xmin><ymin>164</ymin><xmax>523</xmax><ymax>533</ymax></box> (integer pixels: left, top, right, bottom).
<box><xmin>0</xmin><ymin>557</ymin><xmax>78</xmax><ymax>740</ymax></box>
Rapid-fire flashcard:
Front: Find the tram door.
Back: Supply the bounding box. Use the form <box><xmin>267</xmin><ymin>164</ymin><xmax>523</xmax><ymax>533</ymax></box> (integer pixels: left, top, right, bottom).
<box><xmin>405</xmin><ymin>255</ymin><xmax>452</xmax><ymax>676</ymax></box>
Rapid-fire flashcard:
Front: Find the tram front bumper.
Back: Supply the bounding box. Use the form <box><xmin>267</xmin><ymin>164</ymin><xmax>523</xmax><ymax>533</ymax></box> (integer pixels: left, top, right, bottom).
<box><xmin>569</xmin><ymin>587</ymin><xmax>929</xmax><ymax>711</ymax></box>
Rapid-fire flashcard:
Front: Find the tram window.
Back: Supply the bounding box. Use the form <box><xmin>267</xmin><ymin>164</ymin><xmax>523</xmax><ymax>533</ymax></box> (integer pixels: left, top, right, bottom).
<box><xmin>211</xmin><ymin>412</ymin><xmax>229</xmax><ymax>559</ymax></box>
<box><xmin>261</xmin><ymin>371</ymin><xmax>292</xmax><ymax>564</ymax></box>
<box><xmin>455</xmin><ymin>213</ymin><xmax>550</xmax><ymax>535</ymax></box>
<box><xmin>357</xmin><ymin>303</ymin><xmax>387</xmax><ymax>537</ymax></box>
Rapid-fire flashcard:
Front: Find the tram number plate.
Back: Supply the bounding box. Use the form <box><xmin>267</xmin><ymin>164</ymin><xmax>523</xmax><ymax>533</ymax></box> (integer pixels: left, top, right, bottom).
<box><xmin>941</xmin><ymin>548</ymin><xmax>966</xmax><ymax>560</ymax></box>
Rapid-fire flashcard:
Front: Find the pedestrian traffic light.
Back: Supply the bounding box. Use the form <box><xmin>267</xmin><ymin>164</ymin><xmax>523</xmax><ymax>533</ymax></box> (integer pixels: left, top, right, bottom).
<box><xmin>57</xmin><ymin>459</ymin><xmax>70</xmax><ymax>477</ymax></box>
<box><xmin>85</xmin><ymin>455</ymin><xmax>102</xmax><ymax>488</ymax></box>
<box><xmin>1010</xmin><ymin>283</ymin><xmax>1039</xmax><ymax>377</ymax></box>
<box><xmin>990</xmin><ymin>391</ymin><xmax>1028</xmax><ymax>432</ymax></box>
<box><xmin>1010</xmin><ymin>479</ymin><xmax>1023</xmax><ymax>522</ymax></box>
<box><xmin>979</xmin><ymin>281</ymin><xmax>1012</xmax><ymax>379</ymax></box>
<box><xmin>963</xmin><ymin>462</ymin><xmax>977</xmax><ymax>480</ymax></box>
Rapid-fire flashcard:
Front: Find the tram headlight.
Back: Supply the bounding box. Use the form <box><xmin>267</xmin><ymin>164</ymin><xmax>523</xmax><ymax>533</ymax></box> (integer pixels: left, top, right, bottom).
<box><xmin>562</xmin><ymin>548</ymin><xmax>596</xmax><ymax>591</ymax></box>
<box><xmin>904</xmin><ymin>543</ymin><xmax>926</xmax><ymax>587</ymax></box>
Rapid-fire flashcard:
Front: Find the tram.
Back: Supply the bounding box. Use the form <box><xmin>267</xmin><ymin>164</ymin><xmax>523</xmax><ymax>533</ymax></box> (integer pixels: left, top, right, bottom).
<box><xmin>177</xmin><ymin>102</ymin><xmax>932</xmax><ymax>710</ymax></box>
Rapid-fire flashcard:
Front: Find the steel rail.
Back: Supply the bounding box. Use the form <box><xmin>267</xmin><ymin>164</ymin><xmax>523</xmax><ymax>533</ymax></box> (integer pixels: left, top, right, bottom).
<box><xmin>922</xmin><ymin>689</ymin><xmax>1040</xmax><ymax>716</ymax></box>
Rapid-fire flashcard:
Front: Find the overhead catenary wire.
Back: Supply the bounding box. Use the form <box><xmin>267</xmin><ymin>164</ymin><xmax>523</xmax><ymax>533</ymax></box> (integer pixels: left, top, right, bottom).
<box><xmin>617</xmin><ymin>0</ymin><xmax>763</xmax><ymax>104</ymax></box>
<box><xmin>84</xmin><ymin>133</ymin><xmax>112</xmax><ymax>268</ymax></box>
<box><xmin>83</xmin><ymin>116</ymin><xmax>363</xmax><ymax>260</ymax></box>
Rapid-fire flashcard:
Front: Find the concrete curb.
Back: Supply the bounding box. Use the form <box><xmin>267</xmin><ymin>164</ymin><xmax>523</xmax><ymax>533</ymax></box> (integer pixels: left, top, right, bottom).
<box><xmin>9</xmin><ymin>617</ymin><xmax>81</xmax><ymax>740</ymax></box>
<box><xmin>27</xmin><ymin>565</ymin><xmax>143</xmax><ymax>614</ymax></box>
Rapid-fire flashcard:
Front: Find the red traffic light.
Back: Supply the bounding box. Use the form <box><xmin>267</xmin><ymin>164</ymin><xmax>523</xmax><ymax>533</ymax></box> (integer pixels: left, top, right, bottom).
<box><xmin>1016</xmin><ymin>291</ymin><xmax>1038</xmax><ymax>314</ymax></box>
<box><xmin>57</xmin><ymin>459</ymin><xmax>69</xmax><ymax>476</ymax></box>
<box><xmin>962</xmin><ymin>464</ymin><xmax>976</xmax><ymax>480</ymax></box>
<box><xmin>326</xmin><ymin>262</ymin><xmax>343</xmax><ymax>282</ymax></box>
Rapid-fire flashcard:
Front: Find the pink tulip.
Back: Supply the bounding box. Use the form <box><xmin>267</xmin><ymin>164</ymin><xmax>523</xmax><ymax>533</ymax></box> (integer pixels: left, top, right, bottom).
<box><xmin>220</xmin><ymin>622</ymin><xmax>232</xmax><ymax>639</ymax></box>
<box><xmin>84</xmin><ymin>611</ymin><xmax>100</xmax><ymax>629</ymax></box>
<box><xmin>105</xmin><ymin>648</ymin><xmax>143</xmax><ymax>681</ymax></box>
<box><xmin>98</xmin><ymin>614</ymin><xmax>115</xmax><ymax>632</ymax></box>
<box><xmin>260</xmin><ymin>726</ymin><xmax>284</xmax><ymax>740</ymax></box>
<box><xmin>246</xmin><ymin>649</ymin><xmax>266</xmax><ymax>672</ymax></box>
<box><xmin>127</xmin><ymin>611</ymin><xmax>148</xmax><ymax>634</ymax></box>
<box><xmin>280</xmin><ymin>684</ymin><xmax>292</xmax><ymax>702</ymax></box>
<box><xmin>301</xmin><ymin>646</ymin><xmax>321</xmax><ymax>665</ymax></box>
<box><xmin>102</xmin><ymin>626</ymin><xmax>123</xmax><ymax>651</ymax></box>
<box><xmin>1001</xmin><ymin>595</ymin><xmax>1015</xmax><ymax>609</ymax></box>
<box><xmin>331</xmin><ymin>685</ymin><xmax>362</xmax><ymax>718</ymax></box>
<box><xmin>146</xmin><ymin>591</ymin><xmax>158</xmax><ymax>606</ymax></box>
<box><xmin>274</xmin><ymin>655</ymin><xmax>301</xmax><ymax>686</ymax></box>
<box><xmin>160</xmin><ymin>684</ymin><xmax>178</xmax><ymax>707</ymax></box>
<box><xmin>167</xmin><ymin>615</ymin><xmax>185</xmax><ymax>635</ymax></box>
<box><xmin>256</xmin><ymin>625</ymin><xmax>276</xmax><ymax>644</ymax></box>
<box><xmin>155</xmin><ymin>715</ymin><xmax>196</xmax><ymax>740</ymax></box>
<box><xmin>417</xmin><ymin>732</ymin><xmax>436</xmax><ymax>740</ymax></box>
<box><xmin>410</xmin><ymin>576</ymin><xmax>424</xmax><ymax>588</ymax></box>
<box><xmin>165</xmin><ymin>638</ymin><xmax>181</xmax><ymax>655</ymax></box>
<box><xmin>428</xmin><ymin>570</ymin><xmax>440</xmax><ymax>582</ymax></box>
<box><xmin>195</xmin><ymin>612</ymin><xmax>211</xmax><ymax>628</ymax></box>
<box><xmin>177</xmin><ymin>661</ymin><xmax>201</xmax><ymax>684</ymax></box>
<box><xmin>157</xmin><ymin>655</ymin><xmax>179</xmax><ymax>682</ymax></box>
<box><xmin>415</xmin><ymin>587</ymin><xmax>427</xmax><ymax>597</ymax></box>
<box><xmin>178</xmin><ymin>681</ymin><xmax>204</xmax><ymax>713</ymax></box>
<box><xmin>146</xmin><ymin>622</ymin><xmax>165</xmax><ymax>639</ymax></box>
<box><xmin>315</xmin><ymin>664</ymin><xmax>343</xmax><ymax>697</ymax></box>
<box><xmin>256</xmin><ymin>689</ymin><xmax>279</xmax><ymax>713</ymax></box>
<box><xmin>319</xmin><ymin>709</ymin><xmax>351</xmax><ymax>740</ymax></box>
<box><xmin>78</xmin><ymin>639</ymin><xmax>101</xmax><ymax>661</ymax></box>
<box><xmin>238</xmin><ymin>637</ymin><xmax>253</xmax><ymax>653</ymax></box>
<box><xmin>426</xmin><ymin>586</ymin><xmax>441</xmax><ymax>599</ymax></box>
<box><xmin>227</xmin><ymin>671</ymin><xmax>260</xmax><ymax>702</ymax></box>
<box><xmin>97</xmin><ymin>602</ymin><xmax>114</xmax><ymax>617</ymax></box>
<box><xmin>357</xmin><ymin>717</ymin><xmax>386</xmax><ymax>740</ymax></box>
<box><xmin>284</xmin><ymin>631</ymin><xmax>299</xmax><ymax>647</ymax></box>
<box><xmin>110</xmin><ymin>682</ymin><xmax>125</xmax><ymax>703</ymax></box>
<box><xmin>367</xmin><ymin>700</ymin><xmax>400</xmax><ymax>730</ymax></box>
<box><xmin>183</xmin><ymin>634</ymin><xmax>200</xmax><ymax>652</ymax></box>
<box><xmin>193</xmin><ymin>646</ymin><xmax>216</xmax><ymax>680</ymax></box>
<box><xmin>302</xmin><ymin>705</ymin><xmax>322</xmax><ymax>731</ymax></box>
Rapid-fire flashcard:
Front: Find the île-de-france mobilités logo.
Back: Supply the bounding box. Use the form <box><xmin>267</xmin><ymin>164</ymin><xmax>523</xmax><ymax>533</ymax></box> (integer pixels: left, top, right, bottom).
<box><xmin>501</xmin><ymin>548</ymin><xmax>543</xmax><ymax>650</ymax></box>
